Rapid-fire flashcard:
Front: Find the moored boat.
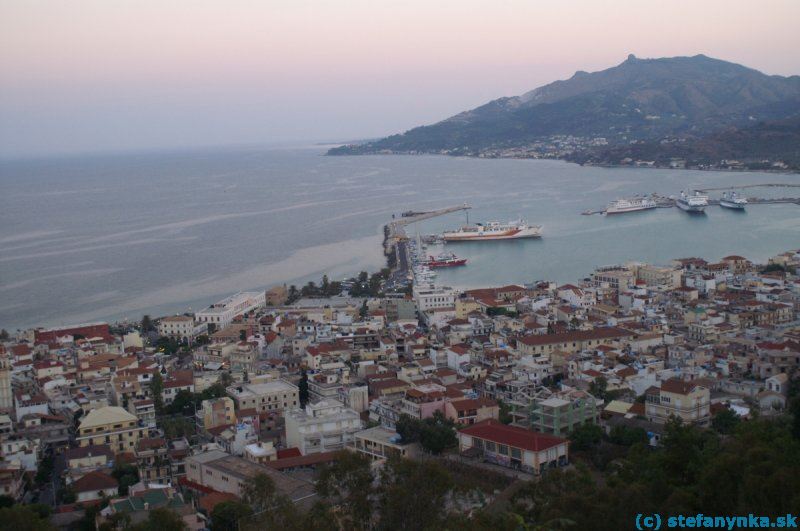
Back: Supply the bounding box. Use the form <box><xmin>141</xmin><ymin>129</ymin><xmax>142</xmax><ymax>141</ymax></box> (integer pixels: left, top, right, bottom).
<box><xmin>720</xmin><ymin>191</ymin><xmax>747</xmax><ymax>210</ymax></box>
<box><xmin>442</xmin><ymin>219</ymin><xmax>542</xmax><ymax>241</ymax></box>
<box><xmin>676</xmin><ymin>191</ymin><xmax>708</xmax><ymax>213</ymax></box>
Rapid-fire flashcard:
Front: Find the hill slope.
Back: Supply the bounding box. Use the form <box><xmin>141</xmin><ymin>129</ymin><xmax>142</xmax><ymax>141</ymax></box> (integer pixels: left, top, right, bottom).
<box><xmin>329</xmin><ymin>55</ymin><xmax>800</xmax><ymax>169</ymax></box>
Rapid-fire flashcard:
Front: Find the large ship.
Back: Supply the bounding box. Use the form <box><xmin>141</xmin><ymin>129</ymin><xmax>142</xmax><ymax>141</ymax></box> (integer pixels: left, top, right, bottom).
<box><xmin>720</xmin><ymin>191</ymin><xmax>747</xmax><ymax>210</ymax></box>
<box><xmin>676</xmin><ymin>191</ymin><xmax>709</xmax><ymax>213</ymax></box>
<box><xmin>442</xmin><ymin>219</ymin><xmax>542</xmax><ymax>241</ymax></box>
<box><xmin>424</xmin><ymin>252</ymin><xmax>467</xmax><ymax>268</ymax></box>
<box><xmin>605</xmin><ymin>196</ymin><xmax>657</xmax><ymax>215</ymax></box>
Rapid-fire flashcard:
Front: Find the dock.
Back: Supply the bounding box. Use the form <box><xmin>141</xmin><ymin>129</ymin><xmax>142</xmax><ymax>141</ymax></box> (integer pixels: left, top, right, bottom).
<box><xmin>384</xmin><ymin>203</ymin><xmax>471</xmax><ymax>289</ymax></box>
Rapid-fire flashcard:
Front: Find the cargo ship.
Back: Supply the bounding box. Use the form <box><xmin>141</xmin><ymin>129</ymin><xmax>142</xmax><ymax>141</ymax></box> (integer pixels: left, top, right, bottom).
<box><xmin>605</xmin><ymin>196</ymin><xmax>657</xmax><ymax>215</ymax></box>
<box><xmin>424</xmin><ymin>252</ymin><xmax>467</xmax><ymax>268</ymax></box>
<box><xmin>442</xmin><ymin>219</ymin><xmax>542</xmax><ymax>241</ymax></box>
<box><xmin>676</xmin><ymin>191</ymin><xmax>708</xmax><ymax>213</ymax></box>
<box><xmin>720</xmin><ymin>191</ymin><xmax>747</xmax><ymax>210</ymax></box>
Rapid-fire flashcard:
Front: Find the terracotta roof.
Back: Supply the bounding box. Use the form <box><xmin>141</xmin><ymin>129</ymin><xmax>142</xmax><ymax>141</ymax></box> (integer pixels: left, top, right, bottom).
<box><xmin>460</xmin><ymin>419</ymin><xmax>566</xmax><ymax>452</ymax></box>
<box><xmin>266</xmin><ymin>450</ymin><xmax>338</xmax><ymax>470</ymax></box>
<box><xmin>518</xmin><ymin>327</ymin><xmax>633</xmax><ymax>347</ymax></box>
<box><xmin>71</xmin><ymin>471</ymin><xmax>118</xmax><ymax>493</ymax></box>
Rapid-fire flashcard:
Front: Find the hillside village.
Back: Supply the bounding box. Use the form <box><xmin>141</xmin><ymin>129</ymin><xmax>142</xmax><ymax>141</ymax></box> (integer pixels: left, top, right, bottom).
<box><xmin>1</xmin><ymin>248</ymin><xmax>800</xmax><ymax>529</ymax></box>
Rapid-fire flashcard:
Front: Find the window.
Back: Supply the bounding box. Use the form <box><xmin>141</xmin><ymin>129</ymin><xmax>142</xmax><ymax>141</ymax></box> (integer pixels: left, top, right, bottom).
<box><xmin>485</xmin><ymin>441</ymin><xmax>496</xmax><ymax>453</ymax></box>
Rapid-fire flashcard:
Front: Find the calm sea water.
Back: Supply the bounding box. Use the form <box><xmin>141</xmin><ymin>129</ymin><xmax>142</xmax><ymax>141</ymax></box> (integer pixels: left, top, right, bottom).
<box><xmin>1</xmin><ymin>145</ymin><xmax>798</xmax><ymax>329</ymax></box>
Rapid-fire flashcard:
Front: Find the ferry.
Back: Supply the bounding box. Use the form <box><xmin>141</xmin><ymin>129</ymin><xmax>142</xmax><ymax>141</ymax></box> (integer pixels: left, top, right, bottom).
<box><xmin>720</xmin><ymin>191</ymin><xmax>747</xmax><ymax>210</ymax></box>
<box><xmin>676</xmin><ymin>191</ymin><xmax>709</xmax><ymax>213</ymax></box>
<box><xmin>442</xmin><ymin>219</ymin><xmax>542</xmax><ymax>242</ymax></box>
<box><xmin>424</xmin><ymin>252</ymin><xmax>467</xmax><ymax>268</ymax></box>
<box><xmin>605</xmin><ymin>196</ymin><xmax>657</xmax><ymax>215</ymax></box>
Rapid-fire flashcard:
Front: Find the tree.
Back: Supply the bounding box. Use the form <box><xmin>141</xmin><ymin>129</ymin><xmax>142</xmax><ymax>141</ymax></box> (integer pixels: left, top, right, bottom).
<box><xmin>569</xmin><ymin>423</ymin><xmax>603</xmax><ymax>452</ymax></box>
<box><xmin>419</xmin><ymin>411</ymin><xmax>458</xmax><ymax>454</ymax></box>
<box><xmin>359</xmin><ymin>300</ymin><xmax>369</xmax><ymax>319</ymax></box>
<box><xmin>498</xmin><ymin>400</ymin><xmax>513</xmax><ymax>425</ymax></box>
<box><xmin>711</xmin><ymin>408</ymin><xmax>740</xmax><ymax>434</ymax></box>
<box><xmin>242</xmin><ymin>473</ymin><xmax>279</xmax><ymax>512</ymax></box>
<box><xmin>588</xmin><ymin>376</ymin><xmax>608</xmax><ymax>401</ymax></box>
<box><xmin>35</xmin><ymin>455</ymin><xmax>54</xmax><ymax>485</ymax></box>
<box><xmin>316</xmin><ymin>451</ymin><xmax>374</xmax><ymax>529</ymax></box>
<box><xmin>135</xmin><ymin>507</ymin><xmax>187</xmax><ymax>531</ymax></box>
<box><xmin>298</xmin><ymin>369</ymin><xmax>309</xmax><ymax>407</ymax></box>
<box><xmin>151</xmin><ymin>371</ymin><xmax>165</xmax><ymax>414</ymax></box>
<box><xmin>112</xmin><ymin>462</ymin><xmax>139</xmax><ymax>496</ymax></box>
<box><xmin>377</xmin><ymin>456</ymin><xmax>453</xmax><ymax>530</ymax></box>
<box><xmin>239</xmin><ymin>329</ymin><xmax>247</xmax><ymax>342</ymax></box>
<box><xmin>219</xmin><ymin>371</ymin><xmax>233</xmax><ymax>388</ymax></box>
<box><xmin>141</xmin><ymin>314</ymin><xmax>154</xmax><ymax>333</ymax></box>
<box><xmin>321</xmin><ymin>275</ymin><xmax>330</xmax><ymax>296</ymax></box>
<box><xmin>0</xmin><ymin>329</ymin><xmax>9</xmax><ymax>341</ymax></box>
<box><xmin>211</xmin><ymin>500</ymin><xmax>253</xmax><ymax>531</ymax></box>
<box><xmin>0</xmin><ymin>505</ymin><xmax>54</xmax><ymax>530</ymax></box>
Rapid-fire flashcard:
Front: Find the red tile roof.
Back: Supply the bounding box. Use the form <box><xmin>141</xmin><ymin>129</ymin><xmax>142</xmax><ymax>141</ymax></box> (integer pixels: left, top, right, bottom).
<box><xmin>460</xmin><ymin>419</ymin><xmax>566</xmax><ymax>452</ymax></box>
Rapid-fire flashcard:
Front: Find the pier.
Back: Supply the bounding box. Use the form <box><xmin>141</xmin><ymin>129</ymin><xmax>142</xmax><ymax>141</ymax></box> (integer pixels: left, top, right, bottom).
<box><xmin>384</xmin><ymin>203</ymin><xmax>471</xmax><ymax>288</ymax></box>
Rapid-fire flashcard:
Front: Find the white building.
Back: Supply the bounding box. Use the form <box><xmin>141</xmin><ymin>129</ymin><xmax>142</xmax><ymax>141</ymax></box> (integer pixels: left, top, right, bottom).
<box><xmin>285</xmin><ymin>399</ymin><xmax>363</xmax><ymax>455</ymax></box>
<box><xmin>196</xmin><ymin>291</ymin><xmax>266</xmax><ymax>330</ymax></box>
<box><xmin>158</xmin><ymin>316</ymin><xmax>196</xmax><ymax>341</ymax></box>
<box><xmin>226</xmin><ymin>380</ymin><xmax>299</xmax><ymax>414</ymax></box>
<box><xmin>413</xmin><ymin>286</ymin><xmax>457</xmax><ymax>313</ymax></box>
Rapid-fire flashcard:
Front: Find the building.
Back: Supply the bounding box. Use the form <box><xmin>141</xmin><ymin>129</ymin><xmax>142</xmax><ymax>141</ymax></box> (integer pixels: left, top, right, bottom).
<box><xmin>197</xmin><ymin>397</ymin><xmax>236</xmax><ymax>430</ymax></box>
<box><xmin>71</xmin><ymin>471</ymin><xmax>119</xmax><ymax>502</ymax></box>
<box><xmin>185</xmin><ymin>449</ymin><xmax>314</xmax><ymax>501</ymax></box>
<box><xmin>645</xmin><ymin>379</ymin><xmax>711</xmax><ymax>426</ymax></box>
<box><xmin>135</xmin><ymin>438</ymin><xmax>170</xmax><ymax>484</ymax></box>
<box><xmin>458</xmin><ymin>419</ymin><xmax>569</xmax><ymax>475</ymax></box>
<box><xmin>351</xmin><ymin>426</ymin><xmax>419</xmax><ymax>461</ymax></box>
<box><xmin>634</xmin><ymin>264</ymin><xmax>682</xmax><ymax>289</ymax></box>
<box><xmin>244</xmin><ymin>441</ymin><xmax>278</xmax><ymax>465</ymax></box>
<box><xmin>226</xmin><ymin>380</ymin><xmax>299</xmax><ymax>414</ymax></box>
<box><xmin>158</xmin><ymin>316</ymin><xmax>196</xmax><ymax>341</ymax></box>
<box><xmin>517</xmin><ymin>327</ymin><xmax>633</xmax><ymax>356</ymax></box>
<box><xmin>0</xmin><ymin>356</ymin><xmax>12</xmax><ymax>411</ymax></box>
<box><xmin>413</xmin><ymin>286</ymin><xmax>457</xmax><ymax>313</ymax></box>
<box><xmin>196</xmin><ymin>291</ymin><xmax>266</xmax><ymax>331</ymax></box>
<box><xmin>527</xmin><ymin>392</ymin><xmax>599</xmax><ymax>436</ymax></box>
<box><xmin>76</xmin><ymin>406</ymin><xmax>144</xmax><ymax>454</ymax></box>
<box><xmin>444</xmin><ymin>396</ymin><xmax>500</xmax><ymax>426</ymax></box>
<box><xmin>285</xmin><ymin>399</ymin><xmax>363</xmax><ymax>455</ymax></box>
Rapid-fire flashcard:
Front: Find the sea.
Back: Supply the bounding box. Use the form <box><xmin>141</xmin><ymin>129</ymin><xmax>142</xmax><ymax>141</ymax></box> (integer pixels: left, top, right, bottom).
<box><xmin>1</xmin><ymin>145</ymin><xmax>798</xmax><ymax>330</ymax></box>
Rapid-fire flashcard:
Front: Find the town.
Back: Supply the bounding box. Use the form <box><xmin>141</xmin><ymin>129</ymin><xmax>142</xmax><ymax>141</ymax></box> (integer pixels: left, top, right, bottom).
<box><xmin>1</xmin><ymin>248</ymin><xmax>800</xmax><ymax>530</ymax></box>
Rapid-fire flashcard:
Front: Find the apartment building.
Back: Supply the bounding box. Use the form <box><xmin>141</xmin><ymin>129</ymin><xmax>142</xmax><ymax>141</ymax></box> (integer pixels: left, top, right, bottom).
<box><xmin>76</xmin><ymin>406</ymin><xmax>144</xmax><ymax>454</ymax></box>
<box><xmin>226</xmin><ymin>380</ymin><xmax>299</xmax><ymax>414</ymax></box>
<box><xmin>645</xmin><ymin>379</ymin><xmax>711</xmax><ymax>426</ymax></box>
<box><xmin>285</xmin><ymin>399</ymin><xmax>362</xmax><ymax>455</ymax></box>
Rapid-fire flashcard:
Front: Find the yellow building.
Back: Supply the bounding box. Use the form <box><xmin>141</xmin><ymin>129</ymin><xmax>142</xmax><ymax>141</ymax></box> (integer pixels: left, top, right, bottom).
<box><xmin>77</xmin><ymin>406</ymin><xmax>144</xmax><ymax>454</ymax></box>
<box><xmin>645</xmin><ymin>379</ymin><xmax>710</xmax><ymax>426</ymax></box>
<box><xmin>197</xmin><ymin>397</ymin><xmax>236</xmax><ymax>430</ymax></box>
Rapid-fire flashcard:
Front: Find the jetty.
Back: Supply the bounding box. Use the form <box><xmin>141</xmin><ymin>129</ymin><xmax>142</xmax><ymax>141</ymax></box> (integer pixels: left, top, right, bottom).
<box><xmin>383</xmin><ymin>203</ymin><xmax>471</xmax><ymax>289</ymax></box>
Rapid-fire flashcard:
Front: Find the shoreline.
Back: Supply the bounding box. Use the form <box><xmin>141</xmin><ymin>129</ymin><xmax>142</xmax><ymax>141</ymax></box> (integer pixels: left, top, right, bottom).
<box><xmin>325</xmin><ymin>150</ymin><xmax>800</xmax><ymax>174</ymax></box>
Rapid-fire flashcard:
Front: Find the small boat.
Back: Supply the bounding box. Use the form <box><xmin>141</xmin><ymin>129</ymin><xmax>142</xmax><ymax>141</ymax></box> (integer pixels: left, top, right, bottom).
<box><xmin>424</xmin><ymin>252</ymin><xmax>467</xmax><ymax>268</ymax></box>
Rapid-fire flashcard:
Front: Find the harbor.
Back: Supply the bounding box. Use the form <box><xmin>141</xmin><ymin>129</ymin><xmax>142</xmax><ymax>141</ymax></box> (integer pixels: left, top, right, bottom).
<box><xmin>582</xmin><ymin>184</ymin><xmax>800</xmax><ymax>215</ymax></box>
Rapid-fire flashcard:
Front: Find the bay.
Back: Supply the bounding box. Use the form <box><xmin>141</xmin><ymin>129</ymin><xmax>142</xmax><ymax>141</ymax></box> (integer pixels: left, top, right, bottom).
<box><xmin>0</xmin><ymin>145</ymin><xmax>798</xmax><ymax>329</ymax></box>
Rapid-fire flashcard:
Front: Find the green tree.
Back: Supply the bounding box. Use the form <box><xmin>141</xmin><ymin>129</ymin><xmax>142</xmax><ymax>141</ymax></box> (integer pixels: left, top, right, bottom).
<box><xmin>141</xmin><ymin>314</ymin><xmax>154</xmax><ymax>333</ymax></box>
<box><xmin>133</xmin><ymin>507</ymin><xmax>187</xmax><ymax>531</ymax></box>
<box><xmin>419</xmin><ymin>411</ymin><xmax>458</xmax><ymax>454</ymax></box>
<box><xmin>569</xmin><ymin>423</ymin><xmax>603</xmax><ymax>452</ymax></box>
<box><xmin>0</xmin><ymin>505</ymin><xmax>54</xmax><ymax>531</ymax></box>
<box><xmin>298</xmin><ymin>369</ymin><xmax>309</xmax><ymax>407</ymax></box>
<box><xmin>316</xmin><ymin>451</ymin><xmax>374</xmax><ymax>529</ymax></box>
<box><xmin>111</xmin><ymin>462</ymin><xmax>139</xmax><ymax>496</ymax></box>
<box><xmin>0</xmin><ymin>329</ymin><xmax>9</xmax><ymax>341</ymax></box>
<box><xmin>210</xmin><ymin>500</ymin><xmax>253</xmax><ymax>531</ymax></box>
<box><xmin>151</xmin><ymin>371</ymin><xmax>165</xmax><ymax>414</ymax></box>
<box><xmin>378</xmin><ymin>456</ymin><xmax>453</xmax><ymax>530</ymax></box>
<box><xmin>588</xmin><ymin>376</ymin><xmax>608</xmax><ymax>401</ymax></box>
<box><xmin>239</xmin><ymin>329</ymin><xmax>247</xmax><ymax>342</ymax></box>
<box><xmin>359</xmin><ymin>300</ymin><xmax>369</xmax><ymax>319</ymax></box>
<box><xmin>498</xmin><ymin>400</ymin><xmax>513</xmax><ymax>425</ymax></box>
<box><xmin>711</xmin><ymin>408</ymin><xmax>741</xmax><ymax>434</ymax></box>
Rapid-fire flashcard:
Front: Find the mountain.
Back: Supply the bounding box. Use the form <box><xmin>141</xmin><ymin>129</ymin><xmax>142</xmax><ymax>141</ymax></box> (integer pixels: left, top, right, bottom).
<box><xmin>328</xmin><ymin>55</ymin><xmax>800</xmax><ymax>169</ymax></box>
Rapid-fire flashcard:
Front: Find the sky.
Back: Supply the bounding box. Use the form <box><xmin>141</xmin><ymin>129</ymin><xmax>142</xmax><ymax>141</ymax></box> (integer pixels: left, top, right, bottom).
<box><xmin>1</xmin><ymin>0</ymin><xmax>799</xmax><ymax>157</ymax></box>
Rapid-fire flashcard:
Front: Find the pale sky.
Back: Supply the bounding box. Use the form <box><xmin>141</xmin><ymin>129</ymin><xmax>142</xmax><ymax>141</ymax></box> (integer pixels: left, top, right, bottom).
<box><xmin>1</xmin><ymin>0</ymin><xmax>799</xmax><ymax>157</ymax></box>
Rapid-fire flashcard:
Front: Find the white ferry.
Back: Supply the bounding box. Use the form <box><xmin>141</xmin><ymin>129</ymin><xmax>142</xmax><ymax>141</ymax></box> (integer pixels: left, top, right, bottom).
<box><xmin>720</xmin><ymin>191</ymin><xmax>747</xmax><ymax>210</ymax></box>
<box><xmin>442</xmin><ymin>219</ymin><xmax>542</xmax><ymax>241</ymax></box>
<box><xmin>676</xmin><ymin>191</ymin><xmax>709</xmax><ymax>213</ymax></box>
<box><xmin>605</xmin><ymin>196</ymin><xmax>657</xmax><ymax>215</ymax></box>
